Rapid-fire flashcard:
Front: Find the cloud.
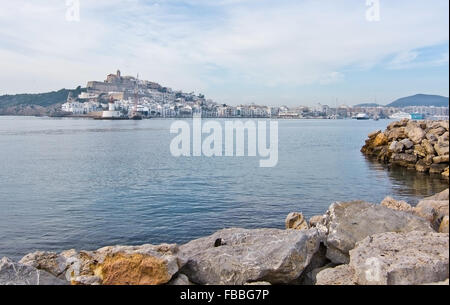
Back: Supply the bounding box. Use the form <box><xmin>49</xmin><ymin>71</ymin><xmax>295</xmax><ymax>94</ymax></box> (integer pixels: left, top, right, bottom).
<box><xmin>0</xmin><ymin>0</ymin><xmax>448</xmax><ymax>104</ymax></box>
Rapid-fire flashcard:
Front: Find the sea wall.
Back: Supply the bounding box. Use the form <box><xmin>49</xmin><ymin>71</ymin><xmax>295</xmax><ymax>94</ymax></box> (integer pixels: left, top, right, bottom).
<box><xmin>1</xmin><ymin>189</ymin><xmax>448</xmax><ymax>286</ymax></box>
<box><xmin>361</xmin><ymin>119</ymin><xmax>449</xmax><ymax>179</ymax></box>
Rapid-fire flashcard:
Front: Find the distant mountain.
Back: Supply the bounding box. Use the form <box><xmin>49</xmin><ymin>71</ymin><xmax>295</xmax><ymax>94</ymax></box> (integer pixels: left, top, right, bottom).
<box><xmin>387</xmin><ymin>94</ymin><xmax>449</xmax><ymax>108</ymax></box>
<box><xmin>0</xmin><ymin>86</ymin><xmax>85</xmax><ymax>108</ymax></box>
<box><xmin>355</xmin><ymin>103</ymin><xmax>382</xmax><ymax>107</ymax></box>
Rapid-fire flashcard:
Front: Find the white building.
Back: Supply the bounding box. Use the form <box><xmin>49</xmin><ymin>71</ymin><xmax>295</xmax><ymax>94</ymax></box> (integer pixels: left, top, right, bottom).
<box><xmin>61</xmin><ymin>101</ymin><xmax>84</xmax><ymax>114</ymax></box>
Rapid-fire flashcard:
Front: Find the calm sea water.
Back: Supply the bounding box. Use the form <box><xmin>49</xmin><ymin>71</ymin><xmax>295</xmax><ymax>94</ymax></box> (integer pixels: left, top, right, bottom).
<box><xmin>0</xmin><ymin>116</ymin><xmax>447</xmax><ymax>260</ymax></box>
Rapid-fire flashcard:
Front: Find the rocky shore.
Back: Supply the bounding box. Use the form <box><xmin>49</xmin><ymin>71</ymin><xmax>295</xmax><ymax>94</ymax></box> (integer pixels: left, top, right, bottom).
<box><xmin>1</xmin><ymin>188</ymin><xmax>448</xmax><ymax>286</ymax></box>
<box><xmin>361</xmin><ymin>119</ymin><xmax>449</xmax><ymax>179</ymax></box>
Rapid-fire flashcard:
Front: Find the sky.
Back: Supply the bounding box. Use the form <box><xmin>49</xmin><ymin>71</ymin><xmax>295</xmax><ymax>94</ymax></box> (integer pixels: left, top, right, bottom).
<box><xmin>0</xmin><ymin>0</ymin><xmax>448</xmax><ymax>106</ymax></box>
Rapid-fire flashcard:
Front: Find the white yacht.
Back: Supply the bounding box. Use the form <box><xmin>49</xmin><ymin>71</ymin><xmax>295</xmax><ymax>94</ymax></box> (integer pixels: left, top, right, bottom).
<box><xmin>355</xmin><ymin>113</ymin><xmax>370</xmax><ymax>120</ymax></box>
<box><xmin>390</xmin><ymin>112</ymin><xmax>411</xmax><ymax>120</ymax></box>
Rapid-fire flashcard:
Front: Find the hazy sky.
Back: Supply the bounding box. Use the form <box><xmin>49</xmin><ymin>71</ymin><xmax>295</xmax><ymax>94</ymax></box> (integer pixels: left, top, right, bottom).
<box><xmin>0</xmin><ymin>0</ymin><xmax>448</xmax><ymax>106</ymax></box>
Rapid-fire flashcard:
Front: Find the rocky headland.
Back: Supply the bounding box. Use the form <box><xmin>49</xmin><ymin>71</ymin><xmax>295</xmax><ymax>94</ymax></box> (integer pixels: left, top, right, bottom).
<box><xmin>361</xmin><ymin>119</ymin><xmax>449</xmax><ymax>179</ymax></box>
<box><xmin>1</xmin><ymin>188</ymin><xmax>448</xmax><ymax>286</ymax></box>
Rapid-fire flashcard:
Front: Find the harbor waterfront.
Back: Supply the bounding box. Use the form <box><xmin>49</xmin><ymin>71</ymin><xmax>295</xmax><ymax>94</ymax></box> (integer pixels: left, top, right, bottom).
<box><xmin>0</xmin><ymin>116</ymin><xmax>448</xmax><ymax>262</ymax></box>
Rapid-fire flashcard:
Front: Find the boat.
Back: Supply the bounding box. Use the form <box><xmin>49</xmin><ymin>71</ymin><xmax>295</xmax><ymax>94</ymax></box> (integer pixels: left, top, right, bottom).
<box><xmin>355</xmin><ymin>113</ymin><xmax>370</xmax><ymax>120</ymax></box>
<box><xmin>390</xmin><ymin>112</ymin><xmax>411</xmax><ymax>120</ymax></box>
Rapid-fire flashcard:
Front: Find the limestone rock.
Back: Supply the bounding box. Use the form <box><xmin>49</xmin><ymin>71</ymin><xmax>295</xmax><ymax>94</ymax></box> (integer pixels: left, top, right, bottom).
<box><xmin>0</xmin><ymin>257</ymin><xmax>67</xmax><ymax>285</ymax></box>
<box><xmin>373</xmin><ymin>133</ymin><xmax>388</xmax><ymax>147</ymax></box>
<box><xmin>349</xmin><ymin>231</ymin><xmax>449</xmax><ymax>285</ymax></box>
<box><xmin>413</xmin><ymin>144</ymin><xmax>427</xmax><ymax>157</ymax></box>
<box><xmin>285</xmin><ymin>212</ymin><xmax>309</xmax><ymax>230</ymax></box>
<box><xmin>22</xmin><ymin>244</ymin><xmax>182</xmax><ymax>285</ymax></box>
<box><xmin>400</xmin><ymin>138</ymin><xmax>414</xmax><ymax>149</ymax></box>
<box><xmin>179</xmin><ymin>228</ymin><xmax>321</xmax><ymax>285</ymax></box>
<box><xmin>414</xmin><ymin>199</ymin><xmax>449</xmax><ymax>231</ymax></box>
<box><xmin>391</xmin><ymin>153</ymin><xmax>417</xmax><ymax>165</ymax></box>
<box><xmin>368</xmin><ymin>130</ymin><xmax>381</xmax><ymax>138</ymax></box>
<box><xmin>315</xmin><ymin>265</ymin><xmax>357</xmax><ymax>285</ymax></box>
<box><xmin>439</xmin><ymin>216</ymin><xmax>449</xmax><ymax>233</ymax></box>
<box><xmin>309</xmin><ymin>215</ymin><xmax>324</xmax><ymax>227</ymax></box>
<box><xmin>434</xmin><ymin>143</ymin><xmax>449</xmax><ymax>156</ymax></box>
<box><xmin>323</xmin><ymin>201</ymin><xmax>433</xmax><ymax>264</ymax></box>
<box><xmin>380</xmin><ymin>196</ymin><xmax>413</xmax><ymax>212</ymax></box>
<box><xmin>433</xmin><ymin>155</ymin><xmax>449</xmax><ymax>164</ymax></box>
<box><xmin>19</xmin><ymin>251</ymin><xmax>71</xmax><ymax>279</ymax></box>
<box><xmin>406</xmin><ymin>124</ymin><xmax>426</xmax><ymax>144</ymax></box>
<box><xmin>421</xmin><ymin>139</ymin><xmax>436</xmax><ymax>156</ymax></box>
<box><xmin>387</xmin><ymin>127</ymin><xmax>407</xmax><ymax>140</ymax></box>
<box><xmin>389</xmin><ymin>141</ymin><xmax>404</xmax><ymax>153</ymax></box>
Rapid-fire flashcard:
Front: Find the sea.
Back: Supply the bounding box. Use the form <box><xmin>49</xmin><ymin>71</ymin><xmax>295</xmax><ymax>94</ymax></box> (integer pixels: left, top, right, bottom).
<box><xmin>0</xmin><ymin>116</ymin><xmax>447</xmax><ymax>260</ymax></box>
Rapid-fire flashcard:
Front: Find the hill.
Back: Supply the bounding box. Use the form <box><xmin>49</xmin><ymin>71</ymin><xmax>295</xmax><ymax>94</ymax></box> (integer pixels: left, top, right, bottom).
<box><xmin>387</xmin><ymin>94</ymin><xmax>449</xmax><ymax>108</ymax></box>
<box><xmin>354</xmin><ymin>103</ymin><xmax>382</xmax><ymax>107</ymax></box>
<box><xmin>0</xmin><ymin>86</ymin><xmax>85</xmax><ymax>108</ymax></box>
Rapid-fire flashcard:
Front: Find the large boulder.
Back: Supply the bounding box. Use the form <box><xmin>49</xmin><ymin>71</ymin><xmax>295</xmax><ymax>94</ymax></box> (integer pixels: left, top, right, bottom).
<box><xmin>406</xmin><ymin>123</ymin><xmax>426</xmax><ymax>144</ymax></box>
<box><xmin>323</xmin><ymin>201</ymin><xmax>433</xmax><ymax>264</ymax></box>
<box><xmin>387</xmin><ymin>127</ymin><xmax>407</xmax><ymax>140</ymax></box>
<box><xmin>349</xmin><ymin>231</ymin><xmax>449</xmax><ymax>285</ymax></box>
<box><xmin>20</xmin><ymin>244</ymin><xmax>182</xmax><ymax>285</ymax></box>
<box><xmin>414</xmin><ymin>198</ymin><xmax>449</xmax><ymax>231</ymax></box>
<box><xmin>315</xmin><ymin>264</ymin><xmax>357</xmax><ymax>285</ymax></box>
<box><xmin>179</xmin><ymin>228</ymin><xmax>321</xmax><ymax>285</ymax></box>
<box><xmin>20</xmin><ymin>251</ymin><xmax>73</xmax><ymax>280</ymax></box>
<box><xmin>0</xmin><ymin>257</ymin><xmax>67</xmax><ymax>285</ymax></box>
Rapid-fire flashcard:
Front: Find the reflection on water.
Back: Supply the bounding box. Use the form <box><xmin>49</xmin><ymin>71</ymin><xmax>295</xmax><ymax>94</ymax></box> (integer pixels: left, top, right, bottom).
<box><xmin>363</xmin><ymin>157</ymin><xmax>448</xmax><ymax>205</ymax></box>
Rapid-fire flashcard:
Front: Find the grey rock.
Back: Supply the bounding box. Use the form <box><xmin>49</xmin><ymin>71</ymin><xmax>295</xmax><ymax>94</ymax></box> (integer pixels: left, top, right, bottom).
<box><xmin>406</xmin><ymin>123</ymin><xmax>426</xmax><ymax>144</ymax></box>
<box><xmin>0</xmin><ymin>257</ymin><xmax>67</xmax><ymax>285</ymax></box>
<box><xmin>414</xmin><ymin>198</ymin><xmax>449</xmax><ymax>231</ymax></box>
<box><xmin>315</xmin><ymin>264</ymin><xmax>357</xmax><ymax>285</ymax></box>
<box><xmin>391</xmin><ymin>153</ymin><xmax>417</xmax><ymax>164</ymax></box>
<box><xmin>179</xmin><ymin>228</ymin><xmax>321</xmax><ymax>285</ymax></box>
<box><xmin>389</xmin><ymin>141</ymin><xmax>404</xmax><ymax>153</ymax></box>
<box><xmin>19</xmin><ymin>251</ymin><xmax>71</xmax><ymax>279</ymax></box>
<box><xmin>349</xmin><ymin>231</ymin><xmax>449</xmax><ymax>285</ymax></box>
<box><xmin>323</xmin><ymin>201</ymin><xmax>433</xmax><ymax>264</ymax></box>
<box><xmin>400</xmin><ymin>138</ymin><xmax>414</xmax><ymax>149</ymax></box>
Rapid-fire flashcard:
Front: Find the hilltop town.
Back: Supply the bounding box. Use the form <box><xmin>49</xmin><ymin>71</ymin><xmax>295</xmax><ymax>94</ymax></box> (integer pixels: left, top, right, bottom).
<box><xmin>0</xmin><ymin>70</ymin><xmax>448</xmax><ymax>119</ymax></box>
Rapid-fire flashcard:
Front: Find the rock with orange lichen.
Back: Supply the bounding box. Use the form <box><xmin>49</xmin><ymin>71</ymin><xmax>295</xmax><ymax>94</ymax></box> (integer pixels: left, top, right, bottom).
<box><xmin>20</xmin><ymin>244</ymin><xmax>182</xmax><ymax>285</ymax></box>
